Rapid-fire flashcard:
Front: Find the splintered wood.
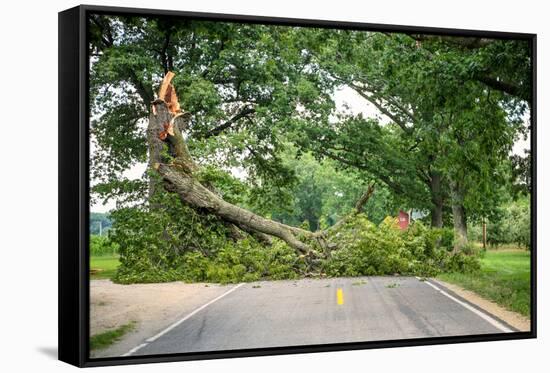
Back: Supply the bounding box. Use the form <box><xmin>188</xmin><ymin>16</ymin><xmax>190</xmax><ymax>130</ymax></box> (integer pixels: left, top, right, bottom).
<box><xmin>159</xmin><ymin>122</ymin><xmax>175</xmax><ymax>140</ymax></box>
<box><xmin>155</xmin><ymin>71</ymin><xmax>182</xmax><ymax>140</ymax></box>
<box><xmin>158</xmin><ymin>71</ymin><xmax>181</xmax><ymax>114</ymax></box>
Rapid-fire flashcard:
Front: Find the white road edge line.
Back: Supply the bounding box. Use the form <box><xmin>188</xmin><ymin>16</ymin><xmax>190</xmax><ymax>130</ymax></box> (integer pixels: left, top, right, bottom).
<box><xmin>415</xmin><ymin>277</ymin><xmax>513</xmax><ymax>333</ymax></box>
<box><xmin>121</xmin><ymin>343</ymin><xmax>148</xmax><ymax>357</ymax></box>
<box><xmin>121</xmin><ymin>282</ymin><xmax>245</xmax><ymax>357</ymax></box>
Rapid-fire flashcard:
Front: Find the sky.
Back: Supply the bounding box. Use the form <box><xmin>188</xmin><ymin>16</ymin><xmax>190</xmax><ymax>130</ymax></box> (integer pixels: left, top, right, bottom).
<box><xmin>91</xmin><ymin>86</ymin><xmax>531</xmax><ymax>213</ymax></box>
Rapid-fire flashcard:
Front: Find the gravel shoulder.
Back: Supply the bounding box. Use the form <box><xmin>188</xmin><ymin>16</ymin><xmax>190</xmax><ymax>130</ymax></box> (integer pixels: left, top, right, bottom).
<box><xmin>433</xmin><ymin>279</ymin><xmax>530</xmax><ymax>332</ymax></box>
<box><xmin>90</xmin><ymin>279</ymin><xmax>233</xmax><ymax>358</ymax></box>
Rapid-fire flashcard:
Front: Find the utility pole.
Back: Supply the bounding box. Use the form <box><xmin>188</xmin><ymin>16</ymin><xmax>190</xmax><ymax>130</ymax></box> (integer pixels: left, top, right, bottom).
<box><xmin>99</xmin><ymin>220</ymin><xmax>103</xmax><ymax>236</ymax></box>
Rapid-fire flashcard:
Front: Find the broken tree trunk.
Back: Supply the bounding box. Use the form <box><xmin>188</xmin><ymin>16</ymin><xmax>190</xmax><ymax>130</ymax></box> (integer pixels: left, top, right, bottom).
<box><xmin>148</xmin><ymin>82</ymin><xmax>316</xmax><ymax>253</ymax></box>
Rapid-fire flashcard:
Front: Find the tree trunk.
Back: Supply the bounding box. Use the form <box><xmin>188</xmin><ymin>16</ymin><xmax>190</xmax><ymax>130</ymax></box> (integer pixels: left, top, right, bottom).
<box><xmin>429</xmin><ymin>171</ymin><xmax>444</xmax><ymax>228</ymax></box>
<box><xmin>147</xmin><ymin>102</ymin><xmax>172</xmax><ymax>202</ymax></box>
<box><xmin>449</xmin><ymin>180</ymin><xmax>468</xmax><ymax>252</ymax></box>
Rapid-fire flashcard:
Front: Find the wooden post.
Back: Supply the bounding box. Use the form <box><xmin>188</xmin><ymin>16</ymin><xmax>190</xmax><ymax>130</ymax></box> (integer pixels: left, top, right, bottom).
<box><xmin>482</xmin><ymin>218</ymin><xmax>487</xmax><ymax>249</ymax></box>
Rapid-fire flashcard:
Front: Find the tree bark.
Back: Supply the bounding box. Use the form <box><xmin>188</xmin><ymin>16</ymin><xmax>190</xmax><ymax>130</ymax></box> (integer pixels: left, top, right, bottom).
<box><xmin>147</xmin><ymin>101</ymin><xmax>172</xmax><ymax>202</ymax></box>
<box><xmin>355</xmin><ymin>184</ymin><xmax>375</xmax><ymax>213</ymax></box>
<box><xmin>429</xmin><ymin>171</ymin><xmax>444</xmax><ymax>228</ymax></box>
<box><xmin>475</xmin><ymin>74</ymin><xmax>527</xmax><ymax>101</ymax></box>
<box><xmin>449</xmin><ymin>180</ymin><xmax>468</xmax><ymax>252</ymax></box>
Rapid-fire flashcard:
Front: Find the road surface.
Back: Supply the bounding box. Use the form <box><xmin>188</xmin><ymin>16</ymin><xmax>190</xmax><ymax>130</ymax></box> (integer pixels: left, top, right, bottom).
<box><xmin>125</xmin><ymin>276</ymin><xmax>515</xmax><ymax>356</ymax></box>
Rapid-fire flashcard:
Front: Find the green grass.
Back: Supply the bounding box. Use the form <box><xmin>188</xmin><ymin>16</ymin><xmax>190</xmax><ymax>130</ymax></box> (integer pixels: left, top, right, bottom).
<box><xmin>438</xmin><ymin>249</ymin><xmax>531</xmax><ymax>317</ymax></box>
<box><xmin>90</xmin><ymin>322</ymin><xmax>136</xmax><ymax>351</ymax></box>
<box><xmin>90</xmin><ymin>255</ymin><xmax>120</xmax><ymax>280</ymax></box>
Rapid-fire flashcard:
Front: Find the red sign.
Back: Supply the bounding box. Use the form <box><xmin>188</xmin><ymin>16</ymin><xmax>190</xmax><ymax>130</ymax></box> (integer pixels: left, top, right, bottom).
<box><xmin>398</xmin><ymin>210</ymin><xmax>409</xmax><ymax>230</ymax></box>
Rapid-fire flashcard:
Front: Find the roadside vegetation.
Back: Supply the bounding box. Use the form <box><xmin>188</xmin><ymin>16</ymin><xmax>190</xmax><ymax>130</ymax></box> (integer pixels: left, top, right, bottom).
<box><xmin>90</xmin><ymin>321</ymin><xmax>136</xmax><ymax>351</ymax></box>
<box><xmin>439</xmin><ymin>248</ymin><xmax>531</xmax><ymax>317</ymax></box>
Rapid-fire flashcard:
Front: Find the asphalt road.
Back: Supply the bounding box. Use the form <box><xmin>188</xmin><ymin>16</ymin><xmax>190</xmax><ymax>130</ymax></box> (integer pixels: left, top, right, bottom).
<box><xmin>126</xmin><ymin>276</ymin><xmax>515</xmax><ymax>356</ymax></box>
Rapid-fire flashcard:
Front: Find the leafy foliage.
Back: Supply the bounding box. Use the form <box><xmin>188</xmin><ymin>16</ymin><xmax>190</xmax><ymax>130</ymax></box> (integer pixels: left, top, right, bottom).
<box><xmin>469</xmin><ymin>195</ymin><xmax>531</xmax><ymax>249</ymax></box>
<box><xmin>266</xmin><ymin>148</ymin><xmax>395</xmax><ymax>230</ymax></box>
<box><xmin>323</xmin><ymin>214</ymin><xmax>479</xmax><ymax>277</ymax></box>
<box><xmin>111</xmin><ymin>200</ymin><xmax>480</xmax><ymax>284</ymax></box>
<box><xmin>89</xmin><ymin>16</ymin><xmax>335</xmax><ymax>209</ymax></box>
<box><xmin>110</xmin><ymin>193</ymin><xmax>308</xmax><ymax>284</ymax></box>
<box><xmin>90</xmin><ymin>235</ymin><xmax>119</xmax><ymax>256</ymax></box>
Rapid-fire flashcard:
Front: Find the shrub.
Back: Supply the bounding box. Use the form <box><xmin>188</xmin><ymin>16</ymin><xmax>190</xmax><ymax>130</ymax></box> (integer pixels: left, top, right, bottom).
<box><xmin>433</xmin><ymin>227</ymin><xmax>455</xmax><ymax>251</ymax></box>
<box><xmin>441</xmin><ymin>252</ymin><xmax>481</xmax><ymax>273</ymax></box>
<box><xmin>322</xmin><ymin>214</ymin><xmax>452</xmax><ymax>278</ymax></box>
<box><xmin>90</xmin><ymin>235</ymin><xmax>119</xmax><ymax>256</ymax></box>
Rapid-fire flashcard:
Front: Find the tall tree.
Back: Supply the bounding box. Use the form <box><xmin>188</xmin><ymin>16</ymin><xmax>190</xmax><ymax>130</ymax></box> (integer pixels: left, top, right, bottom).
<box><xmin>89</xmin><ymin>15</ymin><xmax>335</xmax><ymax>210</ymax></box>
<box><xmin>296</xmin><ymin>29</ymin><xmax>529</xmax><ymax>250</ymax></box>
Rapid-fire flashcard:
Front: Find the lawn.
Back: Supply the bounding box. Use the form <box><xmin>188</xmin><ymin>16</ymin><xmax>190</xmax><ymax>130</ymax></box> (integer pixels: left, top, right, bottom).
<box><xmin>90</xmin><ymin>255</ymin><xmax>120</xmax><ymax>280</ymax></box>
<box><xmin>438</xmin><ymin>249</ymin><xmax>531</xmax><ymax>317</ymax></box>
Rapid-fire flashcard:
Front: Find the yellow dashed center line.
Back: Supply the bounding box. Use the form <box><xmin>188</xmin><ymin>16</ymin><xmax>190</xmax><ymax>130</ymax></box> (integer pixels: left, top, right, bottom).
<box><xmin>337</xmin><ymin>288</ymin><xmax>344</xmax><ymax>305</ymax></box>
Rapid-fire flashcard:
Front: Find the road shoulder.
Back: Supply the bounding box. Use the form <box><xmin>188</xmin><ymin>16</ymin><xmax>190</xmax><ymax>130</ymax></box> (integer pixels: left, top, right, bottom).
<box><xmin>432</xmin><ymin>279</ymin><xmax>530</xmax><ymax>332</ymax></box>
<box><xmin>90</xmin><ymin>279</ymin><xmax>234</xmax><ymax>358</ymax></box>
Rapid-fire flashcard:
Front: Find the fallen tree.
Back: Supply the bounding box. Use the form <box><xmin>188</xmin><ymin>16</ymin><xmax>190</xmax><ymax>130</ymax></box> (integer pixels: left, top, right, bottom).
<box><xmin>110</xmin><ymin>73</ymin><xmax>479</xmax><ymax>285</ymax></box>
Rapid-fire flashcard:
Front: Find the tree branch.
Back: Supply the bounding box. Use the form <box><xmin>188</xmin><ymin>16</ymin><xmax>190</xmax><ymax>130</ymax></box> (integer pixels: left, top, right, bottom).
<box><xmin>201</xmin><ymin>107</ymin><xmax>255</xmax><ymax>138</ymax></box>
<box><xmin>319</xmin><ymin>149</ymin><xmax>405</xmax><ymax>194</ymax></box>
<box><xmin>409</xmin><ymin>34</ymin><xmax>495</xmax><ymax>49</ymax></box>
<box><xmin>475</xmin><ymin>74</ymin><xmax>526</xmax><ymax>100</ymax></box>
<box><xmin>352</xmin><ymin>88</ymin><xmax>413</xmax><ymax>133</ymax></box>
<box><xmin>355</xmin><ymin>184</ymin><xmax>376</xmax><ymax>213</ymax></box>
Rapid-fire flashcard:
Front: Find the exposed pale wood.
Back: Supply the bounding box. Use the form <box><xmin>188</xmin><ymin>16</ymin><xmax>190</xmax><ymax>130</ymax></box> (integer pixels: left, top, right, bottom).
<box><xmin>157</xmin><ymin>71</ymin><xmax>182</xmax><ymax>114</ymax></box>
<box><xmin>158</xmin><ymin>71</ymin><xmax>175</xmax><ymax>99</ymax></box>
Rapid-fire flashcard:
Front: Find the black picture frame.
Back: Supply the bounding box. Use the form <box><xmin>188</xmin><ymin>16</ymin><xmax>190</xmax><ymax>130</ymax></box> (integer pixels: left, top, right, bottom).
<box><xmin>58</xmin><ymin>4</ymin><xmax>537</xmax><ymax>368</ymax></box>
